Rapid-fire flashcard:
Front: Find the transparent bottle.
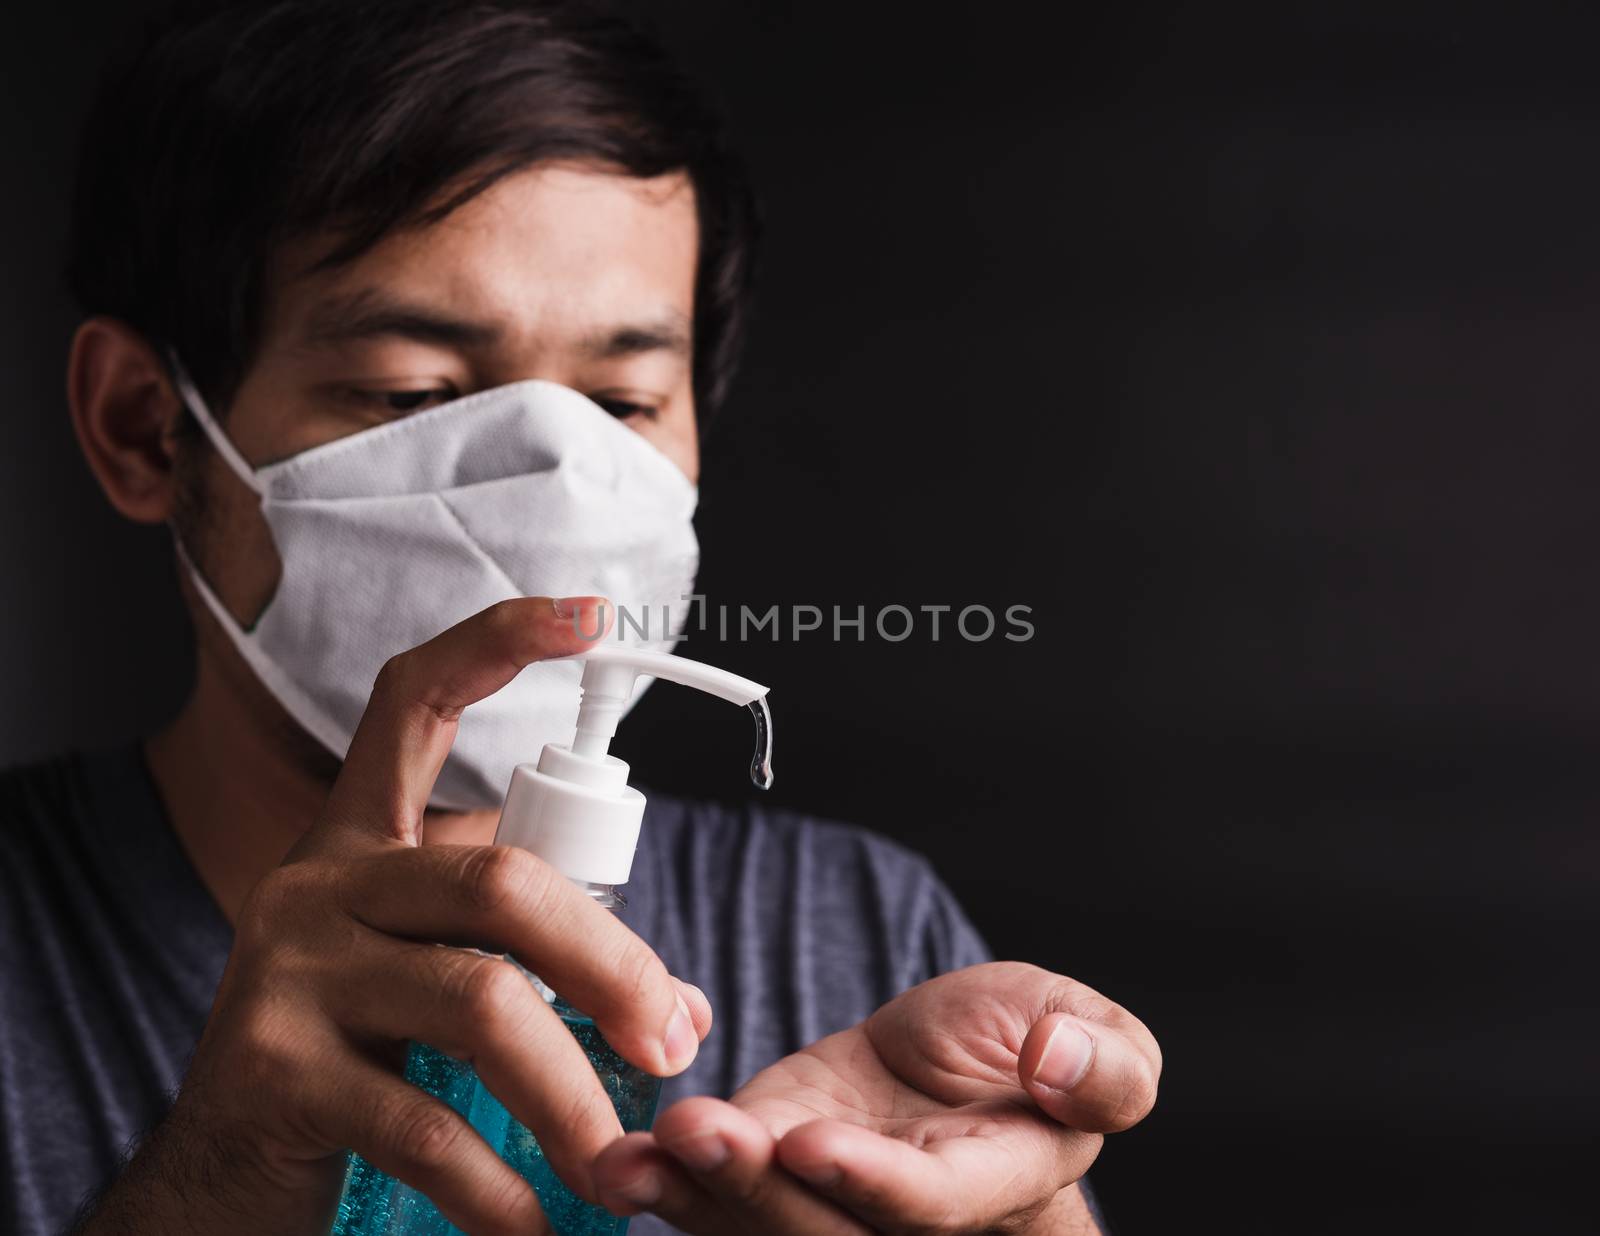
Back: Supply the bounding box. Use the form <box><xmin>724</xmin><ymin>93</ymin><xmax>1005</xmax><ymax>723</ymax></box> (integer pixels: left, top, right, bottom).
<box><xmin>328</xmin><ymin>647</ymin><xmax>772</xmax><ymax>1236</ymax></box>
<box><xmin>332</xmin><ymin>884</ymin><xmax>659</xmax><ymax>1236</ymax></box>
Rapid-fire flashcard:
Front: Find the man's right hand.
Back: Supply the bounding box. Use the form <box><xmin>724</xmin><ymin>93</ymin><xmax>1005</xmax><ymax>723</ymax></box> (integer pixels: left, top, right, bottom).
<box><xmin>79</xmin><ymin>596</ymin><xmax>709</xmax><ymax>1236</ymax></box>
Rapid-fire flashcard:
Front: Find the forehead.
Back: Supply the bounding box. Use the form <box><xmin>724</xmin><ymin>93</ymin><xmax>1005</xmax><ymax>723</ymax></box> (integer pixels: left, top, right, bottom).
<box><xmin>263</xmin><ymin>162</ymin><xmax>700</xmax><ymax>348</ymax></box>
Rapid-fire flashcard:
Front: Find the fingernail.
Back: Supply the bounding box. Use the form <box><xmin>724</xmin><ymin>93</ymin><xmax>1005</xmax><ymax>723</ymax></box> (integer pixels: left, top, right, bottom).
<box><xmin>611</xmin><ymin>1167</ymin><xmax>663</xmax><ymax>1206</ymax></box>
<box><xmin>552</xmin><ymin>596</ymin><xmax>609</xmax><ymax>639</ymax></box>
<box><xmin>786</xmin><ymin>1157</ymin><xmax>842</xmax><ymax>1187</ymax></box>
<box><xmin>663</xmin><ymin>994</ymin><xmax>697</xmax><ymax>1070</ymax></box>
<box><xmin>663</xmin><ymin>1130</ymin><xmax>730</xmax><ymax>1172</ymax></box>
<box><xmin>551</xmin><ymin>595</ymin><xmax>597</xmax><ymax>618</ymax></box>
<box><xmin>1031</xmin><ymin>1022</ymin><xmax>1096</xmax><ymax>1092</ymax></box>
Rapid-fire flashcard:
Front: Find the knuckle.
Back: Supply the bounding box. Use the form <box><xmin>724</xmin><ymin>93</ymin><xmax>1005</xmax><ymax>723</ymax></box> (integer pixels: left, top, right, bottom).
<box><xmin>391</xmin><ymin>1097</ymin><xmax>467</xmax><ymax>1170</ymax></box>
<box><xmin>371</xmin><ymin>652</ymin><xmax>410</xmax><ymax>698</ymax></box>
<box><xmin>231</xmin><ymin>896</ymin><xmax>275</xmax><ymax>953</ymax></box>
<box><xmin>481</xmin><ymin>1175</ymin><xmax>543</xmax><ymax>1234</ymax></box>
<box><xmin>234</xmin><ymin>867</ymin><xmax>309</xmax><ymax>949</ymax></box>
<box><xmin>456</xmin><ymin>955</ymin><xmax>530</xmax><ymax>1027</ymax></box>
<box><xmin>479</xmin><ymin>598</ymin><xmax>536</xmax><ymax>655</ymax></box>
<box><xmin>551</xmin><ymin>1076</ymin><xmax>616</xmax><ymax>1154</ymax></box>
<box><xmin>482</xmin><ymin>597</ymin><xmax>523</xmax><ymax>633</ymax></box>
<box><xmin>611</xmin><ymin>939</ymin><xmax>669</xmax><ymax>1012</ymax></box>
<box><xmin>236</xmin><ymin>873</ymin><xmax>288</xmax><ymax>933</ymax></box>
<box><xmin>232</xmin><ymin>1005</ymin><xmax>305</xmax><ymax>1089</ymax></box>
<box><xmin>461</xmin><ymin>845</ymin><xmax>547</xmax><ymax>916</ymax></box>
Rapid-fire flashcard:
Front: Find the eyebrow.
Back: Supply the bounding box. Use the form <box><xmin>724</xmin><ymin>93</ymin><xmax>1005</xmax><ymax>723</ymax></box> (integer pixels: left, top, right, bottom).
<box><xmin>586</xmin><ymin>318</ymin><xmax>693</xmax><ymax>361</ymax></box>
<box><xmin>301</xmin><ymin>289</ymin><xmax>692</xmax><ymax>360</ymax></box>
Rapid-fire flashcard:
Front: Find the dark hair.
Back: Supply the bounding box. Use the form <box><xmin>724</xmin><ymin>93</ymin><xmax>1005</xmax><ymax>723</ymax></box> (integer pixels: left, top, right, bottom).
<box><xmin>67</xmin><ymin>0</ymin><xmax>761</xmax><ymax>425</ymax></box>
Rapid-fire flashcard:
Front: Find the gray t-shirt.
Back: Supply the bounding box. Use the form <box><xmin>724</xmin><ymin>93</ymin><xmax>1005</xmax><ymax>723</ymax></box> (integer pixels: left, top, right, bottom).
<box><xmin>0</xmin><ymin>743</ymin><xmax>1099</xmax><ymax>1234</ymax></box>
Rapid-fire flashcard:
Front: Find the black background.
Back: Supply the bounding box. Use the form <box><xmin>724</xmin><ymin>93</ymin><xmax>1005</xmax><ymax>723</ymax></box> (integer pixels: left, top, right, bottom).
<box><xmin>4</xmin><ymin>3</ymin><xmax>1597</xmax><ymax>1232</ymax></box>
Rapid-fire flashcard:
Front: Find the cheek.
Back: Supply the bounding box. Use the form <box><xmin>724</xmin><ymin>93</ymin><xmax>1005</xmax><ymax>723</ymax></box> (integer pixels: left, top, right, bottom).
<box><xmin>627</xmin><ymin>403</ymin><xmax>699</xmax><ymax>485</ymax></box>
<box><xmin>181</xmin><ymin>445</ymin><xmax>284</xmax><ymax>624</ymax></box>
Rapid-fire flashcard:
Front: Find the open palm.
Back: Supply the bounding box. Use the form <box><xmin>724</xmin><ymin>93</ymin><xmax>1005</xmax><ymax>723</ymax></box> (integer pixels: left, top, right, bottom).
<box><xmin>592</xmin><ymin>961</ymin><xmax>1161</xmax><ymax>1234</ymax></box>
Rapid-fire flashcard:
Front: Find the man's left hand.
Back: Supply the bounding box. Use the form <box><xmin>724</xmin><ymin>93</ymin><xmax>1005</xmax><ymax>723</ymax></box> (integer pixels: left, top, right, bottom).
<box><xmin>591</xmin><ymin>961</ymin><xmax>1161</xmax><ymax>1234</ymax></box>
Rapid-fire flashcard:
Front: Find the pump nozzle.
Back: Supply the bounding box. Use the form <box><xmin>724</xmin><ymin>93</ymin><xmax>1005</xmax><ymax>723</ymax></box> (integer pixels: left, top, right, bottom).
<box><xmin>566</xmin><ymin>646</ymin><xmax>773</xmax><ymax>789</ymax></box>
<box><xmin>495</xmin><ymin>647</ymin><xmax>774</xmax><ymax>884</ymax></box>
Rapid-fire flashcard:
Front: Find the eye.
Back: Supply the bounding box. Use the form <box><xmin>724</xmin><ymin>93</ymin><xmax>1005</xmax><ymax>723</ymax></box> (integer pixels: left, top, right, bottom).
<box><xmin>593</xmin><ymin>397</ymin><xmax>659</xmax><ymax>421</ymax></box>
<box><xmin>378</xmin><ymin>388</ymin><xmax>455</xmax><ymax>413</ymax></box>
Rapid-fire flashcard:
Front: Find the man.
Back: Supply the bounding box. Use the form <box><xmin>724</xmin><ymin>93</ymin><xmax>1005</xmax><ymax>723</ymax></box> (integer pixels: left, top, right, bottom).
<box><xmin>0</xmin><ymin>2</ymin><xmax>1161</xmax><ymax>1233</ymax></box>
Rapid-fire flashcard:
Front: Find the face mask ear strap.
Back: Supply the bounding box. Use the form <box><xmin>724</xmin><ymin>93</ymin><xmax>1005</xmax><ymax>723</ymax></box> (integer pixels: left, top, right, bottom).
<box><xmin>165</xmin><ymin>349</ymin><xmax>263</xmax><ymax>493</ymax></box>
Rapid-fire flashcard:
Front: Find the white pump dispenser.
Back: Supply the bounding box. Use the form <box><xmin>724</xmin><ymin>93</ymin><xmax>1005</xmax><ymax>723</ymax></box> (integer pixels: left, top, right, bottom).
<box><xmin>494</xmin><ymin>646</ymin><xmax>772</xmax><ymax>884</ymax></box>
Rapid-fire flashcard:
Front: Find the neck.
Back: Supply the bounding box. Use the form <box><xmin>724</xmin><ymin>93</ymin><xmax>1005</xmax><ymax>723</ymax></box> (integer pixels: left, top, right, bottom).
<box><xmin>144</xmin><ymin>649</ymin><xmax>500</xmax><ymax>924</ymax></box>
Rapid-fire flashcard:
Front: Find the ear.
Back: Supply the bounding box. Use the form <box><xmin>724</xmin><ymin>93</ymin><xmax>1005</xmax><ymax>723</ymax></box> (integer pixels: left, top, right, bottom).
<box><xmin>66</xmin><ymin>317</ymin><xmax>188</xmax><ymax>524</ymax></box>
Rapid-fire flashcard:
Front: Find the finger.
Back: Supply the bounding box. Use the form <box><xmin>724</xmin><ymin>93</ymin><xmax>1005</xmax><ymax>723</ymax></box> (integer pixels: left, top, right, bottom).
<box><xmin>649</xmin><ymin>1098</ymin><xmax>868</xmax><ymax>1234</ymax></box>
<box><xmin>322</xmin><ymin>934</ymin><xmax>625</xmax><ymax>1204</ymax></box>
<box><xmin>592</xmin><ymin>1135</ymin><xmax>720</xmax><ymax>1228</ymax></box>
<box><xmin>775</xmin><ymin>1113</ymin><xmax>1102</xmax><ymax>1233</ymax></box>
<box><xmin>314</xmin><ymin>1051</ymin><xmax>551</xmax><ymax>1236</ymax></box>
<box><xmin>314</xmin><ymin>595</ymin><xmax>613</xmax><ymax>848</ymax></box>
<box><xmin>1017</xmin><ymin>1010</ymin><xmax>1161</xmax><ymax>1132</ymax></box>
<box><xmin>340</xmin><ymin>844</ymin><xmax>701</xmax><ymax>1077</ymax></box>
<box><xmin>673</xmin><ymin>977</ymin><xmax>713</xmax><ymax>1041</ymax></box>
<box><xmin>591</xmin><ymin>1124</ymin><xmax>867</xmax><ymax>1236</ymax></box>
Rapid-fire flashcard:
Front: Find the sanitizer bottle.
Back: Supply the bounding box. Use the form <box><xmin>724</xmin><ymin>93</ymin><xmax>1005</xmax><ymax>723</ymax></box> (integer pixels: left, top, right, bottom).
<box><xmin>331</xmin><ymin>646</ymin><xmax>773</xmax><ymax>1236</ymax></box>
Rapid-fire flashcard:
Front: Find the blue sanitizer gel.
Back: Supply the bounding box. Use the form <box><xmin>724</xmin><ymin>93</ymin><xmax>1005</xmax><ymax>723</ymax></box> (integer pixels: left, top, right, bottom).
<box><xmin>332</xmin><ymin>961</ymin><xmax>662</xmax><ymax>1236</ymax></box>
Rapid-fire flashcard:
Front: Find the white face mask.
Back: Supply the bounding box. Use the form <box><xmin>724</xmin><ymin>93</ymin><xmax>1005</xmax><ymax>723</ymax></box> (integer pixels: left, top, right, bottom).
<box><xmin>167</xmin><ymin>358</ymin><xmax>701</xmax><ymax>811</ymax></box>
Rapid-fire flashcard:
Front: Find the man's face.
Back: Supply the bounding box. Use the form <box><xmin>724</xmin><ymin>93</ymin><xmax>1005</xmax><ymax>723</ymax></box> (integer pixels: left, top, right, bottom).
<box><xmin>191</xmin><ymin>161</ymin><xmax>701</xmax><ymax>626</ymax></box>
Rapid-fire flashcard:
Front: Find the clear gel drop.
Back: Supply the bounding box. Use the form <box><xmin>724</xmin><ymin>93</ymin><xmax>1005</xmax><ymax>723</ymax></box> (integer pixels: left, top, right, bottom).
<box><xmin>747</xmin><ymin>696</ymin><xmax>775</xmax><ymax>789</ymax></box>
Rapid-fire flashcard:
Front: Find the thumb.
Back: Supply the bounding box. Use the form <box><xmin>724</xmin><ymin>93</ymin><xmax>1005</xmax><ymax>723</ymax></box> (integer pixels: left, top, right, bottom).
<box><xmin>1017</xmin><ymin>1010</ymin><xmax>1160</xmax><ymax>1134</ymax></box>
